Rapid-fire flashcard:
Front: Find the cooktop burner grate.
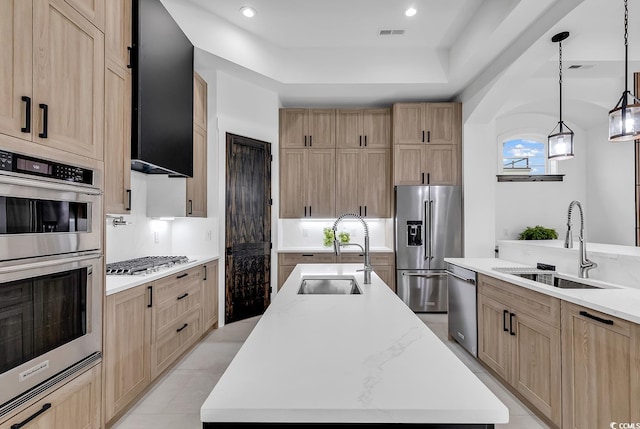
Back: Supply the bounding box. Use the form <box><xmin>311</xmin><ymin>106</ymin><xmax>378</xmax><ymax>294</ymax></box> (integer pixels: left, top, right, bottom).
<box><xmin>106</xmin><ymin>255</ymin><xmax>190</xmax><ymax>275</ymax></box>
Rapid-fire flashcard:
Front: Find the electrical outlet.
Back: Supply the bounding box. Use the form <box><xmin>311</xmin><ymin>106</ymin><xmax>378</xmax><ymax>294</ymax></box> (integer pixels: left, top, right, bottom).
<box><xmin>206</xmin><ymin>230</ymin><xmax>212</xmax><ymax>241</ymax></box>
<box><xmin>154</xmin><ymin>231</ymin><xmax>159</xmax><ymax>243</ymax></box>
<box><xmin>302</xmin><ymin>228</ymin><xmax>309</xmax><ymax>238</ymax></box>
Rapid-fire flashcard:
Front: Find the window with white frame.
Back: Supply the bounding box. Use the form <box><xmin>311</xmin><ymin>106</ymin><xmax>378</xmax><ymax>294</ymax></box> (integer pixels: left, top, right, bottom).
<box><xmin>500</xmin><ymin>136</ymin><xmax>557</xmax><ymax>176</ymax></box>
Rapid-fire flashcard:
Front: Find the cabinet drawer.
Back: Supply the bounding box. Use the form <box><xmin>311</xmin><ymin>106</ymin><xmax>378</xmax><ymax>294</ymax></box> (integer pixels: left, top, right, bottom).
<box><xmin>338</xmin><ymin>252</ymin><xmax>394</xmax><ymax>265</ymax></box>
<box><xmin>478</xmin><ymin>274</ymin><xmax>560</xmax><ymax>328</ymax></box>
<box><xmin>152</xmin><ymin>309</ymin><xmax>202</xmax><ymax>378</ymax></box>
<box><xmin>154</xmin><ymin>281</ymin><xmax>202</xmax><ymax>334</ymax></box>
<box><xmin>154</xmin><ymin>267</ymin><xmax>202</xmax><ymax>304</ymax></box>
<box><xmin>279</xmin><ymin>253</ymin><xmax>336</xmax><ymax>265</ymax></box>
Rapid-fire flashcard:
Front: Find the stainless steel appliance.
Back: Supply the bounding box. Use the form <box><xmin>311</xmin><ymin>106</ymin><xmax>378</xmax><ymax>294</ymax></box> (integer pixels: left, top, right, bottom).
<box><xmin>446</xmin><ymin>264</ymin><xmax>477</xmax><ymax>356</ymax></box>
<box><xmin>0</xmin><ymin>149</ymin><xmax>102</xmax><ymax>417</ymax></box>
<box><xmin>106</xmin><ymin>255</ymin><xmax>190</xmax><ymax>275</ymax></box>
<box><xmin>395</xmin><ymin>185</ymin><xmax>462</xmax><ymax>312</ymax></box>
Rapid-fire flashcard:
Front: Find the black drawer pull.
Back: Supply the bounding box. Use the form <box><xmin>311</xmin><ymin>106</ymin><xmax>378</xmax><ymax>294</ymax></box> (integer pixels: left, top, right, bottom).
<box><xmin>301</xmin><ymin>254</ymin><xmax>314</xmax><ymax>257</ymax></box>
<box><xmin>579</xmin><ymin>310</ymin><xmax>614</xmax><ymax>325</ymax></box>
<box><xmin>503</xmin><ymin>309</ymin><xmax>509</xmax><ymax>332</ymax></box>
<box><xmin>176</xmin><ymin>323</ymin><xmax>188</xmax><ymax>333</ymax></box>
<box><xmin>147</xmin><ymin>286</ymin><xmax>153</xmax><ymax>308</ymax></box>
<box><xmin>177</xmin><ymin>292</ymin><xmax>189</xmax><ymax>300</ymax></box>
<box><xmin>176</xmin><ymin>273</ymin><xmax>188</xmax><ymax>279</ymax></box>
<box><xmin>38</xmin><ymin>103</ymin><xmax>48</xmax><ymax>138</ymax></box>
<box><xmin>509</xmin><ymin>312</ymin><xmax>516</xmax><ymax>336</ymax></box>
<box><xmin>203</xmin><ymin>265</ymin><xmax>207</xmax><ymax>281</ymax></box>
<box><xmin>21</xmin><ymin>96</ymin><xmax>31</xmax><ymax>133</ymax></box>
<box><xmin>11</xmin><ymin>403</ymin><xmax>51</xmax><ymax>429</ymax></box>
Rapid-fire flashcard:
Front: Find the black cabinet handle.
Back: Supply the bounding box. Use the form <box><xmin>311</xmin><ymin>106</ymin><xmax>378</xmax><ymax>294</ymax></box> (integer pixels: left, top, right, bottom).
<box><xmin>304</xmin><ymin>206</ymin><xmax>307</xmax><ymax>217</ymax></box>
<box><xmin>304</xmin><ymin>135</ymin><xmax>307</xmax><ymax>147</ymax></box>
<box><xmin>147</xmin><ymin>286</ymin><xmax>153</xmax><ymax>307</ymax></box>
<box><xmin>509</xmin><ymin>313</ymin><xmax>516</xmax><ymax>336</ymax></box>
<box><xmin>309</xmin><ymin>206</ymin><xmax>312</xmax><ymax>216</ymax></box>
<box><xmin>427</xmin><ymin>130</ymin><xmax>431</xmax><ymax>142</ymax></box>
<box><xmin>127</xmin><ymin>46</ymin><xmax>133</xmax><ymax>68</ymax></box>
<box><xmin>364</xmin><ymin>206</ymin><xmax>367</xmax><ymax>216</ymax></box>
<box><xmin>188</xmin><ymin>200</ymin><xmax>193</xmax><ymax>215</ymax></box>
<box><xmin>422</xmin><ymin>130</ymin><xmax>425</xmax><ymax>142</ymax></box>
<box><xmin>359</xmin><ymin>135</ymin><xmax>362</xmax><ymax>147</ymax></box>
<box><xmin>421</xmin><ymin>172</ymin><xmax>425</xmax><ymax>184</ymax></box>
<box><xmin>176</xmin><ymin>323</ymin><xmax>188</xmax><ymax>333</ymax></box>
<box><xmin>309</xmin><ymin>135</ymin><xmax>312</xmax><ymax>147</ymax></box>
<box><xmin>177</xmin><ymin>292</ymin><xmax>189</xmax><ymax>300</ymax></box>
<box><xmin>364</xmin><ymin>135</ymin><xmax>367</xmax><ymax>147</ymax></box>
<box><xmin>177</xmin><ymin>273</ymin><xmax>188</xmax><ymax>279</ymax></box>
<box><xmin>427</xmin><ymin>173</ymin><xmax>430</xmax><ymax>184</ymax></box>
<box><xmin>301</xmin><ymin>254</ymin><xmax>315</xmax><ymax>257</ymax></box>
<box><xmin>21</xmin><ymin>96</ymin><xmax>31</xmax><ymax>133</ymax></box>
<box><xmin>579</xmin><ymin>310</ymin><xmax>614</xmax><ymax>325</ymax></box>
<box><xmin>10</xmin><ymin>403</ymin><xmax>51</xmax><ymax>429</ymax></box>
<box><xmin>359</xmin><ymin>206</ymin><xmax>362</xmax><ymax>216</ymax></box>
<box><xmin>125</xmin><ymin>189</ymin><xmax>132</xmax><ymax>211</ymax></box>
<box><xmin>503</xmin><ymin>309</ymin><xmax>509</xmax><ymax>332</ymax></box>
<box><xmin>38</xmin><ymin>103</ymin><xmax>48</xmax><ymax>138</ymax></box>
<box><xmin>203</xmin><ymin>265</ymin><xmax>207</xmax><ymax>281</ymax></box>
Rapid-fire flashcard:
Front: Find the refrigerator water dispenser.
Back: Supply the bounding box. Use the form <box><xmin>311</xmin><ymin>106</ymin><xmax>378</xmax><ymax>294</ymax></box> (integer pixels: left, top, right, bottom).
<box><xmin>407</xmin><ymin>221</ymin><xmax>422</xmax><ymax>246</ymax></box>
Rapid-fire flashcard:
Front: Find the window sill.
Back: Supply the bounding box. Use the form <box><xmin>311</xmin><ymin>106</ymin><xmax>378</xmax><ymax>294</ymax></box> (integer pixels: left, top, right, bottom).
<box><xmin>496</xmin><ymin>174</ymin><xmax>564</xmax><ymax>182</ymax></box>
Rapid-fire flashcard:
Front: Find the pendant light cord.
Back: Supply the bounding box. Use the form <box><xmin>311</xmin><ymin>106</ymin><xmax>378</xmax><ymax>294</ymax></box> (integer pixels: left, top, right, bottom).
<box><xmin>559</xmin><ymin>38</ymin><xmax>563</xmax><ymax>125</ymax></box>
<box><xmin>625</xmin><ymin>0</ymin><xmax>629</xmax><ymax>97</ymax></box>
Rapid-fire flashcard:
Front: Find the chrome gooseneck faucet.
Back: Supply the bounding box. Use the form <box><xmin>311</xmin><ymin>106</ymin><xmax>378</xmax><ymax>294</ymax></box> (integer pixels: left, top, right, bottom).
<box><xmin>332</xmin><ymin>213</ymin><xmax>372</xmax><ymax>284</ymax></box>
<box><xmin>564</xmin><ymin>200</ymin><xmax>597</xmax><ymax>278</ymax></box>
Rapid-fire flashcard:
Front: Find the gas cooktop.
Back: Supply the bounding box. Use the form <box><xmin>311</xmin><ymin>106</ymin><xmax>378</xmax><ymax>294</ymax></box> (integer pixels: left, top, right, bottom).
<box><xmin>106</xmin><ymin>255</ymin><xmax>190</xmax><ymax>275</ymax></box>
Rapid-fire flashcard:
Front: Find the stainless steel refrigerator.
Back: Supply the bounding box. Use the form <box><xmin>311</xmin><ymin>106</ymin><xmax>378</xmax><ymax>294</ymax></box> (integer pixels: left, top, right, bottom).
<box><xmin>395</xmin><ymin>185</ymin><xmax>462</xmax><ymax>312</ymax></box>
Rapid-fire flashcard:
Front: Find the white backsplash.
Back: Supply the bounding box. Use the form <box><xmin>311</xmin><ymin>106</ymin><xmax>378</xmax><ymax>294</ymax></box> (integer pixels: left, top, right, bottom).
<box><xmin>497</xmin><ymin>239</ymin><xmax>640</xmax><ymax>289</ymax></box>
<box><xmin>278</xmin><ymin>218</ymin><xmax>394</xmax><ymax>250</ymax></box>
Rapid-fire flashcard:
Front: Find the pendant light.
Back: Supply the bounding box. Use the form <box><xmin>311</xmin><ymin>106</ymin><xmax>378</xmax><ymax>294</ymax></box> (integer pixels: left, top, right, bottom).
<box><xmin>609</xmin><ymin>0</ymin><xmax>640</xmax><ymax>141</ymax></box>
<box><xmin>548</xmin><ymin>31</ymin><xmax>574</xmax><ymax>160</ymax></box>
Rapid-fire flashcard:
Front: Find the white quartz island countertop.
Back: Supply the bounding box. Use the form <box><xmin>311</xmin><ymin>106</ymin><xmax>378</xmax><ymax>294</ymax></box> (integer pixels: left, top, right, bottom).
<box><xmin>200</xmin><ymin>263</ymin><xmax>509</xmax><ymax>426</ymax></box>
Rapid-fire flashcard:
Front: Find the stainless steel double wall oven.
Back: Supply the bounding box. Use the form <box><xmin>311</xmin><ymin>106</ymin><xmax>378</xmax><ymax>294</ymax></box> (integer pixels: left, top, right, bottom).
<box><xmin>0</xmin><ymin>148</ymin><xmax>103</xmax><ymax>417</ymax></box>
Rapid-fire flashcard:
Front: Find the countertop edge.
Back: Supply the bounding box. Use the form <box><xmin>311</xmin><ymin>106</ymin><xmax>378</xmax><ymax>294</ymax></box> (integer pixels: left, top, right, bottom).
<box><xmin>445</xmin><ymin>257</ymin><xmax>640</xmax><ymax>324</ymax></box>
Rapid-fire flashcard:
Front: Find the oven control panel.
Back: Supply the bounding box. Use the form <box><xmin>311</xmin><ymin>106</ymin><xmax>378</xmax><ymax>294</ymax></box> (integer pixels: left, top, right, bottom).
<box><xmin>0</xmin><ymin>150</ymin><xmax>93</xmax><ymax>185</ymax></box>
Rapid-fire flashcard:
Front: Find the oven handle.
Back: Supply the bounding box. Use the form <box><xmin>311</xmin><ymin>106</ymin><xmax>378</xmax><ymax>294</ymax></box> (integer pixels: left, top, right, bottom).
<box><xmin>0</xmin><ymin>252</ymin><xmax>102</xmax><ymax>274</ymax></box>
<box><xmin>0</xmin><ymin>173</ymin><xmax>101</xmax><ymax>195</ymax></box>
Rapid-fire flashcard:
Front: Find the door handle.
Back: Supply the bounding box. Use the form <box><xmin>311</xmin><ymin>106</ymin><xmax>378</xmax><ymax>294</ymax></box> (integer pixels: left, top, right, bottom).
<box><xmin>203</xmin><ymin>265</ymin><xmax>207</xmax><ymax>281</ymax></box>
<box><xmin>445</xmin><ymin>271</ymin><xmax>476</xmax><ymax>284</ymax></box>
<box><xmin>304</xmin><ymin>135</ymin><xmax>307</xmax><ymax>147</ymax></box>
<box><xmin>509</xmin><ymin>312</ymin><xmax>516</xmax><ymax>336</ymax></box>
<box><xmin>127</xmin><ymin>46</ymin><xmax>134</xmax><ymax>68</ymax></box>
<box><xmin>428</xmin><ymin>200</ymin><xmax>433</xmax><ymax>260</ymax></box>
<box><xmin>125</xmin><ymin>189</ymin><xmax>132</xmax><ymax>211</ymax></box>
<box><xmin>147</xmin><ymin>286</ymin><xmax>153</xmax><ymax>308</ymax></box>
<box><xmin>21</xmin><ymin>96</ymin><xmax>31</xmax><ymax>133</ymax></box>
<box><xmin>309</xmin><ymin>135</ymin><xmax>312</xmax><ymax>147</ymax></box>
<box><xmin>359</xmin><ymin>135</ymin><xmax>362</xmax><ymax>147</ymax></box>
<box><xmin>364</xmin><ymin>135</ymin><xmax>367</xmax><ymax>147</ymax></box>
<box><xmin>503</xmin><ymin>310</ymin><xmax>509</xmax><ymax>332</ymax></box>
<box><xmin>422</xmin><ymin>130</ymin><xmax>425</xmax><ymax>142</ymax></box>
<box><xmin>188</xmin><ymin>199</ymin><xmax>193</xmax><ymax>215</ymax></box>
<box><xmin>427</xmin><ymin>130</ymin><xmax>431</xmax><ymax>142</ymax></box>
<box><xmin>38</xmin><ymin>103</ymin><xmax>48</xmax><ymax>138</ymax></box>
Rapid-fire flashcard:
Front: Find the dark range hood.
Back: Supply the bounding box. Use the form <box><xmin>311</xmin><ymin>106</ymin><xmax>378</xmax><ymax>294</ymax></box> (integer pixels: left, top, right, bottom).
<box><xmin>132</xmin><ymin>0</ymin><xmax>194</xmax><ymax>177</ymax></box>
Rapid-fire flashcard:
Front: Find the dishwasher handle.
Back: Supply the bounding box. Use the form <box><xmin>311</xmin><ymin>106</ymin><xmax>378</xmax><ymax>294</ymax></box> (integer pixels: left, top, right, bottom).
<box><xmin>445</xmin><ymin>270</ymin><xmax>476</xmax><ymax>284</ymax></box>
<box><xmin>402</xmin><ymin>272</ymin><xmax>448</xmax><ymax>278</ymax></box>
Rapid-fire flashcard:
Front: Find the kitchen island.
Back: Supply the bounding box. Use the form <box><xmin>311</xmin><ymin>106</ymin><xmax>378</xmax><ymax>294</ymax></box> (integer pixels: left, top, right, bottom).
<box><xmin>200</xmin><ymin>263</ymin><xmax>508</xmax><ymax>428</ymax></box>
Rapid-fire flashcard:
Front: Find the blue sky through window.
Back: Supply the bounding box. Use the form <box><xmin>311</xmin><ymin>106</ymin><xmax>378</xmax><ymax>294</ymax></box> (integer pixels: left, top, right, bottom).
<box><xmin>502</xmin><ymin>139</ymin><xmax>546</xmax><ymax>175</ymax></box>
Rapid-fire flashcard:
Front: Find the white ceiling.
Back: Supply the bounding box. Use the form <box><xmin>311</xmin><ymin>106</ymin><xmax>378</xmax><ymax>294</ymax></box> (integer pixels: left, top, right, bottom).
<box><xmin>161</xmin><ymin>0</ymin><xmax>640</xmax><ymax>129</ymax></box>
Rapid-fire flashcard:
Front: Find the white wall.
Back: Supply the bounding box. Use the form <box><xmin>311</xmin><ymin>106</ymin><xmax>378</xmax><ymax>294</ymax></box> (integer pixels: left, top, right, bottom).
<box><xmin>494</xmin><ymin>113</ymin><xmax>586</xmax><ymax>243</ymax></box>
<box><xmin>585</xmin><ymin>124</ymin><xmax>635</xmax><ymax>245</ymax></box>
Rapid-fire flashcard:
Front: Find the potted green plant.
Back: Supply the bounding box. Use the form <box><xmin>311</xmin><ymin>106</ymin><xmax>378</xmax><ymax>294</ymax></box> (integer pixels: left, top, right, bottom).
<box><xmin>518</xmin><ymin>225</ymin><xmax>558</xmax><ymax>240</ymax></box>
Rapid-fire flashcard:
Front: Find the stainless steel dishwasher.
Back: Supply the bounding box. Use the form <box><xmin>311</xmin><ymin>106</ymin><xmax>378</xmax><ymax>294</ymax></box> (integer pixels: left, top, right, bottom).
<box><xmin>446</xmin><ymin>263</ymin><xmax>478</xmax><ymax>356</ymax></box>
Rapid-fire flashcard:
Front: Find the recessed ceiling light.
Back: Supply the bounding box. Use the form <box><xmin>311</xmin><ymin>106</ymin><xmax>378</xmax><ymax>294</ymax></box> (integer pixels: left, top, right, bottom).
<box><xmin>405</xmin><ymin>7</ymin><xmax>417</xmax><ymax>17</ymax></box>
<box><xmin>240</xmin><ymin>6</ymin><xmax>256</xmax><ymax>18</ymax></box>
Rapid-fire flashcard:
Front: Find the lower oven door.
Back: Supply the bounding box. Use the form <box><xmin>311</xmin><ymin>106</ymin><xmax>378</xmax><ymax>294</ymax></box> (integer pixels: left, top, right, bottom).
<box><xmin>0</xmin><ymin>252</ymin><xmax>102</xmax><ymax>409</ymax></box>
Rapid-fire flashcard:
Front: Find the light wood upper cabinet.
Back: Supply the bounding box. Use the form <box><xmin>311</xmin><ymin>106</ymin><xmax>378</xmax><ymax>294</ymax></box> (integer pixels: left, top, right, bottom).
<box><xmin>336</xmin><ymin>109</ymin><xmax>390</xmax><ymax>149</ymax></box>
<box><xmin>562</xmin><ymin>301</ymin><xmax>640</xmax><ymax>429</ymax></box>
<box><xmin>1</xmin><ymin>0</ymin><xmax>104</xmax><ymax>160</ymax></box>
<box><xmin>194</xmin><ymin>72</ymin><xmax>207</xmax><ymax>131</ymax></box>
<box><xmin>0</xmin><ymin>364</ymin><xmax>101</xmax><ymax>429</ymax></box>
<box><xmin>477</xmin><ymin>275</ymin><xmax>562</xmax><ymax>427</ymax></box>
<box><xmin>186</xmin><ymin>125</ymin><xmax>207</xmax><ymax>217</ymax></box>
<box><xmin>279</xmin><ymin>149</ymin><xmax>307</xmax><ymax>218</ymax></box>
<box><xmin>0</xmin><ymin>0</ymin><xmax>33</xmax><ymax>141</ymax></box>
<box><xmin>104</xmin><ymin>285</ymin><xmax>152</xmax><ymax>422</ymax></box>
<box><xmin>105</xmin><ymin>0</ymin><xmax>132</xmax><ymax>69</ymax></box>
<box><xmin>63</xmin><ymin>0</ymin><xmax>105</xmax><ymax>31</ymax></box>
<box><xmin>306</xmin><ymin>149</ymin><xmax>336</xmax><ymax>218</ymax></box>
<box><xmin>280</xmin><ymin>108</ymin><xmax>335</xmax><ymax>148</ymax></box>
<box><xmin>104</xmin><ymin>61</ymin><xmax>131</xmax><ymax>214</ymax></box>
<box><xmin>392</xmin><ymin>102</ymin><xmax>461</xmax><ymax>186</ymax></box>
<box><xmin>336</xmin><ymin>149</ymin><xmax>391</xmax><ymax>218</ymax></box>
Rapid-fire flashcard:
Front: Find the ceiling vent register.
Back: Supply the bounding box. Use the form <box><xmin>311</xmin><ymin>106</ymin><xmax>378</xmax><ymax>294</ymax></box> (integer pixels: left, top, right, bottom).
<box><xmin>378</xmin><ymin>29</ymin><xmax>405</xmax><ymax>36</ymax></box>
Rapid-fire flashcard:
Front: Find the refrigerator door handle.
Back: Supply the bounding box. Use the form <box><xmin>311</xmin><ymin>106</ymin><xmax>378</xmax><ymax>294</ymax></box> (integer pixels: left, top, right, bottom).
<box><xmin>424</xmin><ymin>200</ymin><xmax>430</xmax><ymax>261</ymax></box>
<box><xmin>402</xmin><ymin>272</ymin><xmax>448</xmax><ymax>278</ymax></box>
<box><xmin>428</xmin><ymin>200</ymin><xmax>434</xmax><ymax>260</ymax></box>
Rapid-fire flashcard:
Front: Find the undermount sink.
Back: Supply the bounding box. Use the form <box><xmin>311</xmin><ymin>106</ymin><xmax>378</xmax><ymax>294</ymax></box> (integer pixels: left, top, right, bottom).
<box><xmin>298</xmin><ymin>276</ymin><xmax>362</xmax><ymax>295</ymax></box>
<box><xmin>492</xmin><ymin>267</ymin><xmax>612</xmax><ymax>290</ymax></box>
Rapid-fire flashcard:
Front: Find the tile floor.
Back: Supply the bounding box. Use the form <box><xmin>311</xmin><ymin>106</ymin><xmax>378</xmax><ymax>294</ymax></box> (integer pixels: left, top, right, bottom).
<box><xmin>111</xmin><ymin>313</ymin><xmax>550</xmax><ymax>429</ymax></box>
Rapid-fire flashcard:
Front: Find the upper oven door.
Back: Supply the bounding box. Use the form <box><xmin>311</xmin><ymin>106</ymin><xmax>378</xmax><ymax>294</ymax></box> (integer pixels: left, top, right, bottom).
<box><xmin>0</xmin><ymin>175</ymin><xmax>101</xmax><ymax>261</ymax></box>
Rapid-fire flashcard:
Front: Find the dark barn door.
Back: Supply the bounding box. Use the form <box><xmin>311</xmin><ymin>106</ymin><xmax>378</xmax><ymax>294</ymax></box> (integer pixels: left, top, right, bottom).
<box><xmin>225</xmin><ymin>133</ymin><xmax>272</xmax><ymax>323</ymax></box>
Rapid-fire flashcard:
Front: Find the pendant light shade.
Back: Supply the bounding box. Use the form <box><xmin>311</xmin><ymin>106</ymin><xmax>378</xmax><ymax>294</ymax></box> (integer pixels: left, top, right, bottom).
<box><xmin>608</xmin><ymin>0</ymin><xmax>640</xmax><ymax>141</ymax></box>
<box><xmin>548</xmin><ymin>31</ymin><xmax>574</xmax><ymax>160</ymax></box>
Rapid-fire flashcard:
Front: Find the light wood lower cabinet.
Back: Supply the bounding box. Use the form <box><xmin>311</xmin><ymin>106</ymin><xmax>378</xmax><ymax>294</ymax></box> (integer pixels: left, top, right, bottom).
<box><xmin>277</xmin><ymin>252</ymin><xmax>395</xmax><ymax>291</ymax></box>
<box><xmin>104</xmin><ymin>283</ymin><xmax>152</xmax><ymax>422</ymax></box>
<box><xmin>0</xmin><ymin>364</ymin><xmax>101</xmax><ymax>429</ymax></box>
<box><xmin>561</xmin><ymin>301</ymin><xmax>640</xmax><ymax>429</ymax></box>
<box><xmin>477</xmin><ymin>275</ymin><xmax>561</xmax><ymax>427</ymax></box>
<box><xmin>104</xmin><ymin>263</ymin><xmax>217</xmax><ymax>424</ymax></box>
